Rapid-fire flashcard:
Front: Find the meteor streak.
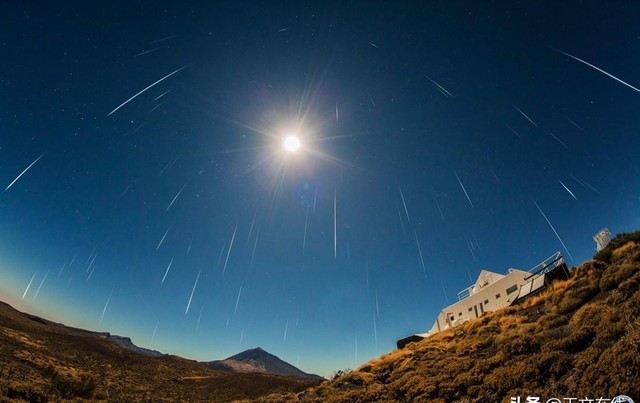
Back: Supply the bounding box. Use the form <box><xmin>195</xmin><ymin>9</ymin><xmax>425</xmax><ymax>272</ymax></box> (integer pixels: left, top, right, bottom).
<box><xmin>570</xmin><ymin>174</ymin><xmax>600</xmax><ymax>194</ymax></box>
<box><xmin>100</xmin><ymin>290</ymin><xmax>113</xmax><ymax>325</ymax></box>
<box><xmin>373</xmin><ymin>314</ymin><xmax>378</xmax><ymax>350</ymax></box>
<box><xmin>398</xmin><ymin>185</ymin><xmax>411</xmax><ymax>222</ymax></box>
<box><xmin>396</xmin><ymin>205</ymin><xmax>406</xmax><ymax>235</ymax></box>
<box><xmin>33</xmin><ymin>271</ymin><xmax>49</xmax><ymax>301</ymax></box>
<box><xmin>151</xmin><ymin>35</ymin><xmax>178</xmax><ymax>44</ymax></box>
<box><xmin>185</xmin><ymin>271</ymin><xmax>200</xmax><ymax>315</ymax></box>
<box><xmin>85</xmin><ymin>252</ymin><xmax>98</xmax><ymax>273</ymax></box>
<box><xmin>165</xmin><ymin>183</ymin><xmax>187</xmax><ymax>213</ymax></box>
<box><xmin>564</xmin><ymin>116</ymin><xmax>584</xmax><ymax>131</ymax></box>
<box><xmin>234</xmin><ymin>284</ymin><xmax>243</xmax><ymax>314</ymax></box>
<box><xmin>134</xmin><ymin>48</ymin><xmax>158</xmax><ymax>57</ymax></box>
<box><xmin>506</xmin><ymin>124</ymin><xmax>521</xmax><ymax>138</ymax></box>
<box><xmin>559</xmin><ymin>180</ymin><xmax>577</xmax><ymax>200</ymax></box>
<box><xmin>283</xmin><ymin>320</ymin><xmax>289</xmax><ymax>344</ymax></box>
<box><xmin>247</xmin><ymin>212</ymin><xmax>257</xmax><ymax>244</ymax></box>
<box><xmin>119</xmin><ymin>183</ymin><xmax>132</xmax><ymax>199</ymax></box>
<box><xmin>548</xmin><ymin>132</ymin><xmax>569</xmax><ymax>149</ymax></box>
<box><xmin>513</xmin><ymin>105</ymin><xmax>537</xmax><ymax>127</ymax></box>
<box><xmin>414</xmin><ymin>230</ymin><xmax>427</xmax><ymax>277</ymax></box>
<box><xmin>197</xmin><ymin>307</ymin><xmax>203</xmax><ymax>330</ymax></box>
<box><xmin>5</xmin><ymin>153</ymin><xmax>45</xmax><ymax>191</ymax></box>
<box><xmin>553</xmin><ymin>48</ymin><xmax>640</xmax><ymax>93</ymax></box>
<box><xmin>303</xmin><ymin>207</ymin><xmax>309</xmax><ymax>255</ymax></box>
<box><xmin>147</xmin><ymin>99</ymin><xmax>169</xmax><ymax>113</ymax></box>
<box><xmin>57</xmin><ymin>260</ymin><xmax>67</xmax><ymax>277</ymax></box>
<box><xmin>152</xmin><ymin>89</ymin><xmax>171</xmax><ymax>102</ymax></box>
<box><xmin>186</xmin><ymin>236</ymin><xmax>193</xmax><ymax>256</ymax></box>
<box><xmin>425</xmin><ymin>75</ymin><xmax>454</xmax><ymax>97</ymax></box>
<box><xmin>454</xmin><ymin>171</ymin><xmax>474</xmax><ymax>208</ymax></box>
<box><xmin>107</xmin><ymin>65</ymin><xmax>188</xmax><ymax>117</ymax></box>
<box><xmin>157</xmin><ymin>227</ymin><xmax>170</xmax><ymax>250</ymax></box>
<box><xmin>151</xmin><ymin>321</ymin><xmax>159</xmax><ymax>344</ymax></box>
<box><xmin>159</xmin><ymin>156</ymin><xmax>179</xmax><ymax>176</ymax></box>
<box><xmin>251</xmin><ymin>230</ymin><xmax>259</xmax><ymax>265</ymax></box>
<box><xmin>161</xmin><ymin>257</ymin><xmax>174</xmax><ymax>284</ymax></box>
<box><xmin>222</xmin><ymin>225</ymin><xmax>238</xmax><ymax>275</ymax></box>
<box><xmin>532</xmin><ymin>199</ymin><xmax>573</xmax><ymax>261</ymax></box>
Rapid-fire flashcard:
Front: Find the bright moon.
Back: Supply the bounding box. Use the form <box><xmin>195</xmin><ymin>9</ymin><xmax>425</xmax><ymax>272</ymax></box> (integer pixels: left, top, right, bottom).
<box><xmin>283</xmin><ymin>135</ymin><xmax>301</xmax><ymax>152</ymax></box>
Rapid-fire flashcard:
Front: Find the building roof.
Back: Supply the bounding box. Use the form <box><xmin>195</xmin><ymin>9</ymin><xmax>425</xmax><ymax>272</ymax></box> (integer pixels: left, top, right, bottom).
<box><xmin>474</xmin><ymin>269</ymin><xmax>505</xmax><ymax>288</ymax></box>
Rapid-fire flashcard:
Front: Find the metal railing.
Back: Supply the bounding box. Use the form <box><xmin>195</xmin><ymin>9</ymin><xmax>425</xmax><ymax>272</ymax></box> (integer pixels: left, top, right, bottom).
<box><xmin>457</xmin><ymin>286</ymin><xmax>473</xmax><ymax>301</ymax></box>
<box><xmin>524</xmin><ymin>251</ymin><xmax>564</xmax><ymax>280</ymax></box>
<box><xmin>457</xmin><ymin>252</ymin><xmax>564</xmax><ymax>301</ymax></box>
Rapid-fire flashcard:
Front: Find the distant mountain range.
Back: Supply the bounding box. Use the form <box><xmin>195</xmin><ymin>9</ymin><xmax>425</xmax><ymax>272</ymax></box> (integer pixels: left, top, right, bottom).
<box><xmin>203</xmin><ymin>347</ymin><xmax>324</xmax><ymax>380</ymax></box>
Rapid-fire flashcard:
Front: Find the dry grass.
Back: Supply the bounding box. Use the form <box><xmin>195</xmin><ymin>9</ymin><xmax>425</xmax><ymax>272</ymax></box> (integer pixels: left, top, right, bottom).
<box><xmin>612</xmin><ymin>241</ymin><xmax>637</xmax><ymax>258</ymax></box>
<box><xmin>523</xmin><ymin>278</ymin><xmax>572</xmax><ymax>308</ymax></box>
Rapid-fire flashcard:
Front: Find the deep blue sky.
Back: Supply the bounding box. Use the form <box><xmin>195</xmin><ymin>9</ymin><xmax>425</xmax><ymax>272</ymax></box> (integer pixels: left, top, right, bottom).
<box><xmin>1</xmin><ymin>1</ymin><xmax>639</xmax><ymax>377</ymax></box>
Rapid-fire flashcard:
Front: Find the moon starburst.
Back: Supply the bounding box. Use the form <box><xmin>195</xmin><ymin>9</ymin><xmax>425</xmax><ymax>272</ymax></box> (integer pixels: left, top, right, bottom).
<box><xmin>283</xmin><ymin>135</ymin><xmax>301</xmax><ymax>152</ymax></box>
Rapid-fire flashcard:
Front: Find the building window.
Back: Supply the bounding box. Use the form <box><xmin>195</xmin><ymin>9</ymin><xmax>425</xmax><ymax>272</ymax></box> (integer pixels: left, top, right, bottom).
<box><xmin>459</xmin><ymin>312</ymin><xmax>462</xmax><ymax>316</ymax></box>
<box><xmin>450</xmin><ymin>316</ymin><xmax>454</xmax><ymax>322</ymax></box>
<box><xmin>496</xmin><ymin>293</ymin><xmax>501</xmax><ymax>299</ymax></box>
<box><xmin>468</xmin><ymin>307</ymin><xmax>473</xmax><ymax>312</ymax></box>
<box><xmin>506</xmin><ymin>285</ymin><xmax>518</xmax><ymax>295</ymax></box>
<box><xmin>485</xmin><ymin>299</ymin><xmax>489</xmax><ymax>305</ymax></box>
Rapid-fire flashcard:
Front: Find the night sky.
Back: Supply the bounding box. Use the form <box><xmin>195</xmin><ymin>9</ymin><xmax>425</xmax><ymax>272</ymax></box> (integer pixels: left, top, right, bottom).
<box><xmin>1</xmin><ymin>2</ymin><xmax>639</xmax><ymax>377</ymax></box>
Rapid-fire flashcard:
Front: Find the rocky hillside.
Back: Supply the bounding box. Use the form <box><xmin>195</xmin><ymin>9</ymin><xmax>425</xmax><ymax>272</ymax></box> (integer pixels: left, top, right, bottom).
<box><xmin>253</xmin><ymin>231</ymin><xmax>640</xmax><ymax>402</ymax></box>
<box><xmin>0</xmin><ymin>303</ymin><xmax>321</xmax><ymax>402</ymax></box>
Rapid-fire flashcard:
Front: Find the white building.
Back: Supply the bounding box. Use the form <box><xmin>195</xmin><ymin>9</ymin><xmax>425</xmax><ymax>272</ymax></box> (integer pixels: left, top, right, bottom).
<box><xmin>397</xmin><ymin>252</ymin><xmax>569</xmax><ymax>348</ymax></box>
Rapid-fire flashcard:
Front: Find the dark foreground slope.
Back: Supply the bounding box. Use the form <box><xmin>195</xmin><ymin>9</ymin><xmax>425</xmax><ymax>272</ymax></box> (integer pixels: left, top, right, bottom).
<box><xmin>254</xmin><ymin>231</ymin><xmax>640</xmax><ymax>403</ymax></box>
<box><xmin>0</xmin><ymin>304</ymin><xmax>321</xmax><ymax>402</ymax></box>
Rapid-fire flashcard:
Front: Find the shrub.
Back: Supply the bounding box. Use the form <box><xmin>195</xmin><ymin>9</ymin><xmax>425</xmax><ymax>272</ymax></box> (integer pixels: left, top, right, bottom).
<box><xmin>474</xmin><ymin>333</ymin><xmax>495</xmax><ymax>349</ymax></box>
<box><xmin>5</xmin><ymin>384</ymin><xmax>48</xmax><ymax>403</ymax></box>
<box><xmin>43</xmin><ymin>365</ymin><xmax>96</xmax><ymax>399</ymax></box>
<box><xmin>543</xmin><ymin>326</ymin><xmax>594</xmax><ymax>354</ymax></box>
<box><xmin>330</xmin><ymin>368</ymin><xmax>352</xmax><ymax>381</ymax></box>
<box><xmin>600</xmin><ymin>260</ymin><xmax>639</xmax><ymax>291</ymax></box>
<box><xmin>612</xmin><ymin>241</ymin><xmax>637</xmax><ymax>258</ymax></box>
<box><xmin>555</xmin><ymin>296</ymin><xmax>579</xmax><ymax>314</ymax></box>
<box><xmin>539</xmin><ymin>313</ymin><xmax>568</xmax><ymax>329</ymax></box>
<box><xmin>576</xmin><ymin>331</ymin><xmax>640</xmax><ymax>398</ymax></box>
<box><xmin>499</xmin><ymin>334</ymin><xmax>540</xmax><ymax>357</ymax></box>
<box><xmin>553</xmin><ymin>276</ymin><xmax>600</xmax><ymax>314</ymax></box>
<box><xmin>574</xmin><ymin>347</ymin><xmax>603</xmax><ymax>371</ymax></box>
<box><xmin>607</xmin><ymin>272</ymin><xmax>640</xmax><ymax>306</ymax></box>
<box><xmin>483</xmin><ymin>362</ymin><xmax>539</xmax><ymax>399</ymax></box>
<box><xmin>532</xmin><ymin>350</ymin><xmax>573</xmax><ymax>379</ymax></box>
<box><xmin>471</xmin><ymin>352</ymin><xmax>505</xmax><ymax>375</ymax></box>
<box><xmin>358</xmin><ymin>364</ymin><xmax>372</xmax><ymax>373</ymax></box>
